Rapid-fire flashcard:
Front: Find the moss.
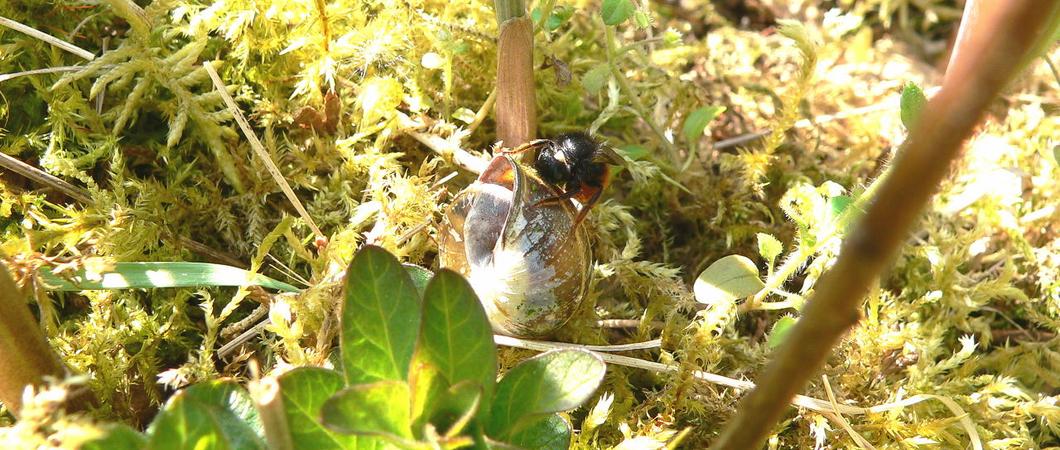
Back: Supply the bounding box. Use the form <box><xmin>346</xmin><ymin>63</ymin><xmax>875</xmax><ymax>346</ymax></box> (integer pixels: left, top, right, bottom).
<box><xmin>1</xmin><ymin>0</ymin><xmax>1058</xmax><ymax>447</ymax></box>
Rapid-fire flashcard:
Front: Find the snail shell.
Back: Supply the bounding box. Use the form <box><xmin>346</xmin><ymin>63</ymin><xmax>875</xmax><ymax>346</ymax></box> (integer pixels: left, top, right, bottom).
<box><xmin>438</xmin><ymin>155</ymin><xmax>591</xmax><ymax>337</ymax></box>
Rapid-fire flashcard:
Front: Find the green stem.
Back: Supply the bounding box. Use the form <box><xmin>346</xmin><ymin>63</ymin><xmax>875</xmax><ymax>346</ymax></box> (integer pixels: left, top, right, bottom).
<box><xmin>494</xmin><ymin>0</ymin><xmax>526</xmax><ymax>23</ymax></box>
<box><xmin>617</xmin><ymin>37</ymin><xmax>666</xmax><ymax>55</ymax></box>
<box><xmin>1044</xmin><ymin>54</ymin><xmax>1060</xmax><ymax>90</ymax></box>
<box><xmin>745</xmin><ymin>166</ymin><xmax>891</xmax><ymax>311</ymax></box>
<box><xmin>603</xmin><ymin>24</ymin><xmax>678</xmax><ymax>163</ymax></box>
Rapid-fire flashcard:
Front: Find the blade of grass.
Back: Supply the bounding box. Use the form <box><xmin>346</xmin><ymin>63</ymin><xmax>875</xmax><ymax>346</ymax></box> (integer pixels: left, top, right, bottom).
<box><xmin>39</xmin><ymin>262</ymin><xmax>299</xmax><ymax>292</ymax></box>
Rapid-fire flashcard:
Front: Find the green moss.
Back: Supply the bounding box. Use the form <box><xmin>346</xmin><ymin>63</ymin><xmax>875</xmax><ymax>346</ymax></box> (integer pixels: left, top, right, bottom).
<box><xmin>1</xmin><ymin>0</ymin><xmax>1058</xmax><ymax>447</ymax></box>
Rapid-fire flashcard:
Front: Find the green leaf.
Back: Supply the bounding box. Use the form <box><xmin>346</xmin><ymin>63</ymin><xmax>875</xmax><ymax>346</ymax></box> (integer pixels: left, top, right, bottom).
<box><xmin>581</xmin><ymin>64</ymin><xmax>611</xmax><ymax>94</ymax></box>
<box><xmin>417</xmin><ymin>270</ymin><xmax>497</xmax><ymax>407</ymax></box>
<box><xmin>533</xmin><ymin>6</ymin><xmax>574</xmax><ymax>31</ymax></box>
<box><xmin>633</xmin><ymin>10</ymin><xmax>650</xmax><ymax>28</ymax></box>
<box><xmin>829</xmin><ymin>195</ymin><xmax>853</xmax><ymax>218</ymax></box>
<box><xmin>39</xmin><ymin>262</ymin><xmax>299</xmax><ymax>292</ymax></box>
<box><xmin>600</xmin><ymin>0</ymin><xmax>635</xmax><ymax>26</ymax></box>
<box><xmin>900</xmin><ymin>82</ymin><xmax>927</xmax><ymax>130</ymax></box>
<box><xmin>617</xmin><ymin>144</ymin><xmax>648</xmax><ymax>161</ymax></box>
<box><xmin>341</xmin><ymin>245</ymin><xmax>422</xmax><ymax>385</ymax></box>
<box><xmin>147</xmin><ymin>381</ymin><xmax>266</xmax><ymax>450</ymax></box>
<box><xmin>403</xmin><ymin>264</ymin><xmax>433</xmax><ymax>298</ymax></box>
<box><xmin>693</xmin><ymin>255</ymin><xmax>765</xmax><ymax>304</ymax></box>
<box><xmin>682</xmin><ymin>106</ymin><xmax>725</xmax><ymax>145</ymax></box>
<box><xmin>487</xmin><ymin>349</ymin><xmax>606</xmax><ymax>439</ymax></box>
<box><xmin>451</xmin><ymin>108</ymin><xmax>476</xmax><ymax>124</ymax></box>
<box><xmin>428</xmin><ymin>380</ymin><xmax>483</xmax><ymax>438</ymax></box>
<box><xmin>82</xmin><ymin>424</ymin><xmax>147</xmax><ymax>450</ymax></box>
<box><xmin>767</xmin><ymin>316</ymin><xmax>798</xmax><ymax>349</ymax></box>
<box><xmin>506</xmin><ymin>414</ymin><xmax>571</xmax><ymax>450</ymax></box>
<box><xmin>756</xmin><ymin>233</ymin><xmax>783</xmax><ymax>266</ymax></box>
<box><xmin>320</xmin><ymin>381</ymin><xmax>412</xmax><ymax>442</ymax></box>
<box><xmin>278</xmin><ymin>367</ymin><xmax>374</xmax><ymax>450</ymax></box>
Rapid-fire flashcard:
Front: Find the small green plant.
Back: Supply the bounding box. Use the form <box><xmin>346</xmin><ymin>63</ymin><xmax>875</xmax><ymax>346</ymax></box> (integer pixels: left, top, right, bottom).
<box><xmin>80</xmin><ymin>245</ymin><xmax>606</xmax><ymax>449</ymax></box>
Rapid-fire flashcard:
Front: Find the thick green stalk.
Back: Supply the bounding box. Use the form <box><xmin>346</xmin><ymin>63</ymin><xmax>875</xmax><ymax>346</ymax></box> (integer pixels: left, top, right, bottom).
<box><xmin>494</xmin><ymin>0</ymin><xmax>526</xmax><ymax>23</ymax></box>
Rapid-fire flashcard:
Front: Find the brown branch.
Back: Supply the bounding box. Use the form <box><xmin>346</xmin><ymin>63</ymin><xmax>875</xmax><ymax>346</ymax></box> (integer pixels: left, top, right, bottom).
<box><xmin>710</xmin><ymin>4</ymin><xmax>1060</xmax><ymax>449</ymax></box>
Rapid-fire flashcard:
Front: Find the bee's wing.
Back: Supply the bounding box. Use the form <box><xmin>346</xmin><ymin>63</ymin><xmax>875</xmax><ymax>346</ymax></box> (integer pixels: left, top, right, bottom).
<box><xmin>592</xmin><ymin>145</ymin><xmax>626</xmax><ymax>165</ymax></box>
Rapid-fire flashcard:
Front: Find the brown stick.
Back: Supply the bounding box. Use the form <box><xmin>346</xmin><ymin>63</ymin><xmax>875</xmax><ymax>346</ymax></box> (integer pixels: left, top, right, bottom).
<box><xmin>710</xmin><ymin>4</ymin><xmax>1059</xmax><ymax>449</ymax></box>
<box><xmin>495</xmin><ymin>16</ymin><xmax>537</xmax><ymax>148</ymax></box>
<box><xmin>944</xmin><ymin>0</ymin><xmax>984</xmax><ymax>86</ymax></box>
<box><xmin>0</xmin><ymin>262</ymin><xmax>74</xmax><ymax>416</ymax></box>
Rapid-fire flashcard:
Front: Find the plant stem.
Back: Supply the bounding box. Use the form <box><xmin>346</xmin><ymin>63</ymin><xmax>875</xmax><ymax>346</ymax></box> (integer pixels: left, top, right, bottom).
<box><xmin>494</xmin><ymin>0</ymin><xmax>526</xmax><ymax>23</ymax></box>
<box><xmin>0</xmin><ymin>262</ymin><xmax>80</xmax><ymax>416</ymax></box>
<box><xmin>711</xmin><ymin>4</ymin><xmax>1059</xmax><ymax>449</ymax></box>
<box><xmin>314</xmin><ymin>0</ymin><xmax>331</xmax><ymax>53</ymax></box>
<box><xmin>495</xmin><ymin>12</ymin><xmax>537</xmax><ymax>148</ymax></box>
<box><xmin>744</xmin><ymin>167</ymin><xmax>888</xmax><ymax>312</ymax></box>
<box><xmin>603</xmin><ymin>25</ymin><xmax>678</xmax><ymax>163</ymax></box>
<box><xmin>250</xmin><ymin>376</ymin><xmax>294</xmax><ymax>450</ymax></box>
<box><xmin>1045</xmin><ymin>54</ymin><xmax>1060</xmax><ymax>90</ymax></box>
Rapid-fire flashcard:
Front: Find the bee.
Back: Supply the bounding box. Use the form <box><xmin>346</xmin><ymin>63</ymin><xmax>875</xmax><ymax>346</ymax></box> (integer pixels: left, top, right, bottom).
<box><xmin>504</xmin><ymin>132</ymin><xmax>623</xmax><ymax>230</ymax></box>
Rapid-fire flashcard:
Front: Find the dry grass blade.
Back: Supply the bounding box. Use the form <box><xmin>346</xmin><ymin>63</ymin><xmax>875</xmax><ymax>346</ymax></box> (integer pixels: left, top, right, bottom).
<box><xmin>0</xmin><ymin>66</ymin><xmax>83</xmax><ymax>84</ymax></box>
<box><xmin>0</xmin><ymin>16</ymin><xmax>95</xmax><ymax>60</ymax></box>
<box><xmin>203</xmin><ymin>62</ymin><xmax>326</xmax><ymax>242</ymax></box>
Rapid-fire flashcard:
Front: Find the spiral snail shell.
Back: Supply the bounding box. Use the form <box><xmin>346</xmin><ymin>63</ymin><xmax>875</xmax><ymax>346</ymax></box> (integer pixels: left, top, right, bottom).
<box><xmin>438</xmin><ymin>155</ymin><xmax>591</xmax><ymax>337</ymax></box>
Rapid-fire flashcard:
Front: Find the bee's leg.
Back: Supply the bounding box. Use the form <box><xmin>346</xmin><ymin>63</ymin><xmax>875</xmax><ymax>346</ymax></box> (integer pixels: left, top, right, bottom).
<box><xmin>569</xmin><ymin>188</ymin><xmax>603</xmax><ymax>231</ymax></box>
<box><xmin>532</xmin><ymin>188</ymin><xmax>580</xmax><ymax>208</ymax></box>
<box><xmin>500</xmin><ymin>139</ymin><xmax>550</xmax><ymax>155</ymax></box>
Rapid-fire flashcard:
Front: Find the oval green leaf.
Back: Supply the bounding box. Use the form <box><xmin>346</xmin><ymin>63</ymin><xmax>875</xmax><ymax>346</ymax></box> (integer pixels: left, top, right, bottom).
<box><xmin>601</xmin><ymin>0</ymin><xmax>635</xmax><ymax>26</ymax></box>
<box><xmin>341</xmin><ymin>245</ymin><xmax>422</xmax><ymax>385</ymax></box>
<box><xmin>582</xmin><ymin>63</ymin><xmax>611</xmax><ymax>94</ymax></box>
<box><xmin>693</xmin><ymin>255</ymin><xmax>765</xmax><ymax>304</ymax></box>
<box><xmin>147</xmin><ymin>381</ymin><xmax>266</xmax><ymax>450</ymax></box>
<box><xmin>900</xmin><ymin>82</ymin><xmax>927</xmax><ymax>131</ymax></box>
<box><xmin>487</xmin><ymin>349</ymin><xmax>606</xmax><ymax>439</ymax></box>
<box><xmin>277</xmin><ymin>367</ymin><xmax>375</xmax><ymax>450</ymax></box>
<box><xmin>506</xmin><ymin>414</ymin><xmax>571</xmax><ymax>450</ymax></box>
<box><xmin>320</xmin><ymin>381</ymin><xmax>412</xmax><ymax>441</ymax></box>
<box><xmin>682</xmin><ymin>106</ymin><xmax>725</xmax><ymax>145</ymax></box>
<box><xmin>767</xmin><ymin>316</ymin><xmax>798</xmax><ymax>349</ymax></box>
<box><xmin>417</xmin><ymin>270</ymin><xmax>497</xmax><ymax>407</ymax></box>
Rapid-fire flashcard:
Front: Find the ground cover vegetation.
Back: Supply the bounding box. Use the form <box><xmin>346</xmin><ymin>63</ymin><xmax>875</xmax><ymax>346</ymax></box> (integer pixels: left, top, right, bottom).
<box><xmin>0</xmin><ymin>0</ymin><xmax>1058</xmax><ymax>448</ymax></box>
